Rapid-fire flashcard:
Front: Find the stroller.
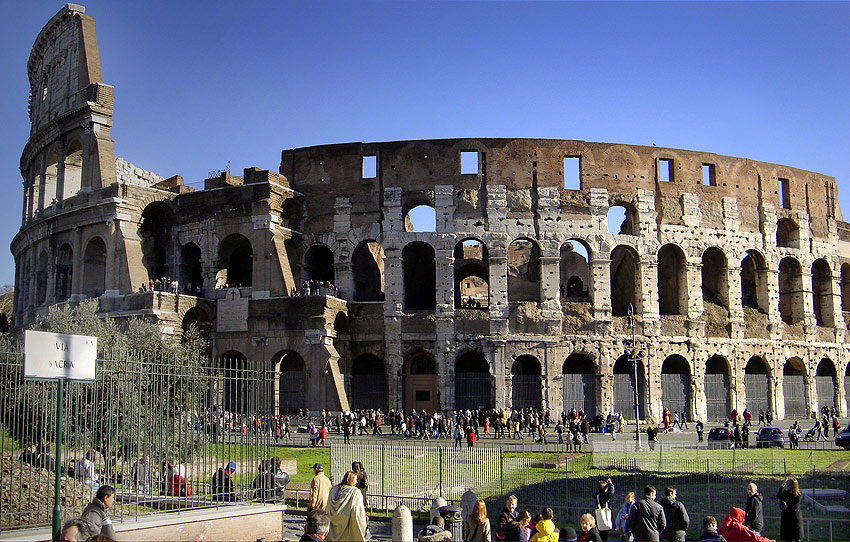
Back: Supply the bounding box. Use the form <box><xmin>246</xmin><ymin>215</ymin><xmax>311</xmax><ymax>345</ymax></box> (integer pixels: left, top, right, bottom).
<box><xmin>802</xmin><ymin>426</ymin><xmax>817</xmax><ymax>442</ymax></box>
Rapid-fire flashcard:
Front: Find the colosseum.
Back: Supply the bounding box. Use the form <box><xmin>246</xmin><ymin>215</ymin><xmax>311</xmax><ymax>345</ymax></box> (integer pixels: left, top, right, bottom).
<box><xmin>12</xmin><ymin>4</ymin><xmax>850</xmax><ymax>422</ymax></box>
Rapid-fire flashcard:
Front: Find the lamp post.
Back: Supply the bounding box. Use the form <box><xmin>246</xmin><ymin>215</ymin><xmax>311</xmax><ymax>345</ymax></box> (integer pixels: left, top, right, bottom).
<box><xmin>627</xmin><ymin>304</ymin><xmax>644</xmax><ymax>451</ymax></box>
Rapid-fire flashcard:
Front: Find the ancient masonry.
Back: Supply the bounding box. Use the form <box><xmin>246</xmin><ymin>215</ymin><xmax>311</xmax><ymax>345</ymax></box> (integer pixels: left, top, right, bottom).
<box><xmin>12</xmin><ymin>4</ymin><xmax>850</xmax><ymax>422</ymax></box>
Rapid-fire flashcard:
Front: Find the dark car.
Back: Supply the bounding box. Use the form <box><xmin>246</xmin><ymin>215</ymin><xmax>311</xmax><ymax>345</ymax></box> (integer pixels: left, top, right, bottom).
<box><xmin>707</xmin><ymin>427</ymin><xmax>731</xmax><ymax>448</ymax></box>
<box><xmin>835</xmin><ymin>426</ymin><xmax>850</xmax><ymax>450</ymax></box>
<box><xmin>756</xmin><ymin>427</ymin><xmax>785</xmax><ymax>448</ymax></box>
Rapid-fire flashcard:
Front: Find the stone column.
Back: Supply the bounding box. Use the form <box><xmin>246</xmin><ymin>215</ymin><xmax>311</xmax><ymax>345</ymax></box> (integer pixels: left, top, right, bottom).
<box><xmin>774</xmin><ymin>375</ymin><xmax>786</xmax><ymax>420</ymax></box>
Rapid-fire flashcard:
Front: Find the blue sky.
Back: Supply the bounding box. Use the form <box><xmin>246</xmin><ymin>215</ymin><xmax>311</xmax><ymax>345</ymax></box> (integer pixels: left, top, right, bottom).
<box><xmin>1</xmin><ymin>1</ymin><xmax>848</xmax><ymax>287</ymax></box>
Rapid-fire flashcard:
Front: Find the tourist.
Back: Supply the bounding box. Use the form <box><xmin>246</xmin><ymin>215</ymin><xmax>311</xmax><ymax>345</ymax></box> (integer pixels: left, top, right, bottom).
<box><xmin>130</xmin><ymin>454</ymin><xmax>151</xmax><ymax>493</ymax></box>
<box><xmin>211</xmin><ymin>461</ymin><xmax>236</xmax><ymax>501</ymax></box>
<box><xmin>464</xmin><ymin>498</ymin><xmax>492</xmax><ymax>541</ymax></box>
<box><xmin>301</xmin><ymin>509</ymin><xmax>331</xmax><ymax>542</ymax></box>
<box><xmin>558</xmin><ymin>526</ymin><xmax>578</xmax><ymax>541</ymax></box>
<box><xmin>576</xmin><ymin>513</ymin><xmax>602</xmax><ymax>541</ymax></box>
<box><xmin>80</xmin><ymin>484</ymin><xmax>117</xmax><ymax>540</ymax></box>
<box><xmin>505</xmin><ymin>511</ymin><xmax>532</xmax><ymax>542</ymax></box>
<box><xmin>59</xmin><ymin>518</ymin><xmax>96</xmax><ymax>542</ymax></box>
<box><xmin>628</xmin><ymin>485</ymin><xmax>666</xmax><ymax>542</ymax></box>
<box><xmin>352</xmin><ymin>461</ymin><xmax>368</xmax><ymax>505</ymax></box>
<box><xmin>308</xmin><ymin>463</ymin><xmax>331</xmax><ymax>512</ymax></box>
<box><xmin>658</xmin><ymin>486</ymin><xmax>689</xmax><ymax>542</ymax></box>
<box><xmin>718</xmin><ymin>508</ymin><xmax>773</xmax><ymax>542</ymax></box>
<box><xmin>616</xmin><ymin>492</ymin><xmax>636</xmax><ymax>542</ymax></box>
<box><xmin>592</xmin><ymin>478</ymin><xmax>615</xmax><ymax>541</ymax></box>
<box><xmin>776</xmin><ymin>478</ymin><xmax>803</xmax><ymax>542</ymax></box>
<box><xmin>327</xmin><ymin>471</ymin><xmax>368</xmax><ymax>542</ymax></box>
<box><xmin>167</xmin><ymin>464</ymin><xmax>191</xmax><ymax>496</ymax></box>
<box><xmin>696</xmin><ymin>420</ymin><xmax>704</xmax><ymax>442</ymax></box>
<box><xmin>75</xmin><ymin>450</ymin><xmax>99</xmax><ymax>490</ymax></box>
<box><xmin>418</xmin><ymin>516</ymin><xmax>453</xmax><ymax>542</ymax></box>
<box><xmin>743</xmin><ymin>483</ymin><xmax>764</xmax><ymax>536</ymax></box>
<box><xmin>697</xmin><ymin>516</ymin><xmax>725</xmax><ymax>542</ymax></box>
<box><xmin>496</xmin><ymin>495</ymin><xmax>518</xmax><ymax>540</ymax></box>
<box><xmin>530</xmin><ymin>507</ymin><xmax>557</xmax><ymax>542</ymax></box>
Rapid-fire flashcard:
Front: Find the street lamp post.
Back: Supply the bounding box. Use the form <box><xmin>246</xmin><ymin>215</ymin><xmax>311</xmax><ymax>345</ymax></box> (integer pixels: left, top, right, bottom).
<box><xmin>627</xmin><ymin>304</ymin><xmax>643</xmax><ymax>451</ymax></box>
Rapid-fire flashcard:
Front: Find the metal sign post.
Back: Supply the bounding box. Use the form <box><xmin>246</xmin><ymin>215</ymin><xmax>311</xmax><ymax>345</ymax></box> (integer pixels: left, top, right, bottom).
<box><xmin>24</xmin><ymin>330</ymin><xmax>97</xmax><ymax>541</ymax></box>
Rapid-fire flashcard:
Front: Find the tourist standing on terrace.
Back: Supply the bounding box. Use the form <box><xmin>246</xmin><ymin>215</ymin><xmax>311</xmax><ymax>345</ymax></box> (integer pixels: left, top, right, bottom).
<box><xmin>593</xmin><ymin>478</ymin><xmax>615</xmax><ymax>541</ymax></box>
<box><xmin>776</xmin><ymin>478</ymin><xmax>803</xmax><ymax>542</ymax></box>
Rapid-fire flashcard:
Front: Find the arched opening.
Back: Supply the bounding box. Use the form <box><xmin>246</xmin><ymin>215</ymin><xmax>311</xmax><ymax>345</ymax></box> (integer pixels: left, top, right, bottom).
<box><xmin>611</xmin><ymin>245</ymin><xmax>639</xmax><ymax>316</ymax></box>
<box><xmin>304</xmin><ymin>245</ymin><xmax>335</xmax><ymax>284</ymax></box>
<box><xmin>181</xmin><ymin>307</ymin><xmax>212</xmax><ymax>348</ymax></box>
<box><xmin>511</xmin><ymin>355</ymin><xmax>542</xmax><ymax>410</ymax></box>
<box><xmin>405</xmin><ymin>204</ymin><xmax>436</xmax><ymax>232</ymax></box>
<box><xmin>705</xmin><ymin>356</ymin><xmax>732</xmax><ymax>421</ymax></box>
<box><xmin>560</xmin><ymin>240</ymin><xmax>590</xmax><ymax>299</ymax></box>
<box><xmin>613</xmin><ymin>354</ymin><xmax>646</xmax><ymax>420</ymax></box>
<box><xmin>776</xmin><ymin>218</ymin><xmax>799</xmax><ymax>248</ymax></box>
<box><xmin>744</xmin><ymin>356</ymin><xmax>770</xmax><ymax>415</ymax></box>
<box><xmin>140</xmin><ymin>202</ymin><xmax>177</xmax><ymax>281</ymax></box>
<box><xmin>54</xmin><ymin>244</ymin><xmax>73</xmax><ymax>302</ymax></box>
<box><xmin>402</xmin><ymin>242</ymin><xmax>436</xmax><ymax>310</ymax></box>
<box><xmin>561</xmin><ymin>354</ymin><xmax>596</xmax><ymax>416</ymax></box>
<box><xmin>816</xmin><ymin>358</ymin><xmax>837</xmax><ymax>412</ymax></box>
<box><xmin>404</xmin><ymin>353</ymin><xmax>437</xmax><ymax>412</ymax></box>
<box><xmin>779</xmin><ymin>257</ymin><xmax>804</xmax><ymax>325</ymax></box>
<box><xmin>280</xmin><ymin>197</ymin><xmax>303</xmax><ymax>232</ymax></box>
<box><xmin>783</xmin><ymin>358</ymin><xmax>808</xmax><ymax>418</ymax></box>
<box><xmin>179</xmin><ymin>242</ymin><xmax>203</xmax><ymax>294</ymax></box>
<box><xmin>454</xmin><ymin>239</ymin><xmax>489</xmax><ymax>309</ymax></box>
<box><xmin>508</xmin><ymin>239</ymin><xmax>541</xmax><ymax>303</ymax></box>
<box><xmin>607</xmin><ymin>203</ymin><xmax>637</xmax><ymax>235</ymax></box>
<box><xmin>35</xmin><ymin>251</ymin><xmax>48</xmax><ymax>305</ymax></box>
<box><xmin>63</xmin><ymin>140</ymin><xmax>83</xmax><ymax>199</ymax></box>
<box><xmin>82</xmin><ymin>237</ymin><xmax>107</xmax><ymax>297</ymax></box>
<box><xmin>812</xmin><ymin>259</ymin><xmax>833</xmax><ymax>327</ymax></box>
<box><xmin>702</xmin><ymin>247</ymin><xmax>728</xmax><ymax>308</ymax></box>
<box><xmin>455</xmin><ymin>352</ymin><xmax>493</xmax><ymax>410</ymax></box>
<box><xmin>217</xmin><ymin>234</ymin><xmax>253</xmax><ymax>288</ymax></box>
<box><xmin>658</xmin><ymin>244</ymin><xmax>687</xmax><ymax>316</ymax></box>
<box><xmin>661</xmin><ymin>355</ymin><xmax>691</xmax><ymax>418</ymax></box>
<box><xmin>350</xmin><ymin>354</ymin><xmax>387</xmax><ymax>411</ymax></box>
<box><xmin>352</xmin><ymin>240</ymin><xmax>385</xmax><ymax>301</ymax></box>
<box><xmin>741</xmin><ymin>250</ymin><xmax>769</xmax><ymax>312</ymax></box>
<box><xmin>219</xmin><ymin>351</ymin><xmax>249</xmax><ymax>414</ymax></box>
<box><xmin>275</xmin><ymin>351</ymin><xmax>306</xmax><ymax>415</ymax></box>
<box><xmin>42</xmin><ymin>152</ymin><xmax>59</xmax><ymax>209</ymax></box>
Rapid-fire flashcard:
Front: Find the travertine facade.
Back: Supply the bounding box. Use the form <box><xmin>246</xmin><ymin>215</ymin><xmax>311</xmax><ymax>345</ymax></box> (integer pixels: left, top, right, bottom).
<box><xmin>12</xmin><ymin>4</ymin><xmax>850</xmax><ymax>421</ymax></box>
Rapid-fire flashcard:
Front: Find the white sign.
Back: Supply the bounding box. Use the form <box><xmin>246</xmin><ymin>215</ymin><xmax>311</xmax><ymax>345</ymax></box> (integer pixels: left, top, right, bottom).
<box><xmin>24</xmin><ymin>330</ymin><xmax>97</xmax><ymax>382</ymax></box>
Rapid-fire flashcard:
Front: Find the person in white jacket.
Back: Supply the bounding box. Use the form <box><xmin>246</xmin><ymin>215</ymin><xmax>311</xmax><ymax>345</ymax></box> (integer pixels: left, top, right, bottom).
<box><xmin>326</xmin><ymin>471</ymin><xmax>367</xmax><ymax>542</ymax></box>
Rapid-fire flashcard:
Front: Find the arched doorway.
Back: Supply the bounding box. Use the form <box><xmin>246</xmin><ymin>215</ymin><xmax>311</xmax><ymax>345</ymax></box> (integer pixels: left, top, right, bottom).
<box><xmin>702</xmin><ymin>248</ymin><xmax>728</xmax><ymax>308</ymax></box>
<box><xmin>611</xmin><ymin>245</ymin><xmax>639</xmax><ymax>316</ymax></box>
<box><xmin>275</xmin><ymin>351</ymin><xmax>306</xmax><ymax>415</ymax></box>
<box><xmin>658</xmin><ymin>244</ymin><xmax>687</xmax><ymax>316</ymax></box>
<box><xmin>783</xmin><ymin>358</ymin><xmax>808</xmax><ymax>419</ymax></box>
<box><xmin>508</xmin><ymin>239</ymin><xmax>541</xmax><ymax>303</ymax></box>
<box><xmin>140</xmin><ymin>202</ymin><xmax>176</xmax><ymax>281</ymax></box>
<box><xmin>454</xmin><ymin>239</ymin><xmax>489</xmax><ymax>309</ymax></box>
<box><xmin>304</xmin><ymin>245</ymin><xmax>335</xmax><ymax>283</ymax></box>
<box><xmin>816</xmin><ymin>358</ymin><xmax>837</xmax><ymax>412</ymax></box>
<box><xmin>661</xmin><ymin>355</ymin><xmax>691</xmax><ymax>418</ymax></box>
<box><xmin>779</xmin><ymin>257</ymin><xmax>803</xmax><ymax>325</ymax></box>
<box><xmin>82</xmin><ymin>237</ymin><xmax>107</xmax><ymax>297</ymax></box>
<box><xmin>180</xmin><ymin>242</ymin><xmax>203</xmax><ymax>294</ymax></box>
<box><xmin>705</xmin><ymin>356</ymin><xmax>731</xmax><ymax>421</ymax></box>
<box><xmin>352</xmin><ymin>240</ymin><xmax>385</xmax><ymax>301</ymax></box>
<box><xmin>218</xmin><ymin>234</ymin><xmax>253</xmax><ymax>287</ymax></box>
<box><xmin>455</xmin><ymin>352</ymin><xmax>493</xmax><ymax>410</ymax></box>
<box><xmin>560</xmin><ymin>241</ymin><xmax>591</xmax><ymax>300</ymax></box>
<box><xmin>350</xmin><ymin>354</ymin><xmax>387</xmax><ymax>411</ymax></box>
<box><xmin>741</xmin><ymin>250</ymin><xmax>768</xmax><ymax>312</ymax></box>
<box><xmin>404</xmin><ymin>353</ymin><xmax>437</xmax><ymax>412</ymax></box>
<box><xmin>181</xmin><ymin>307</ymin><xmax>212</xmax><ymax>350</ymax></box>
<box><xmin>402</xmin><ymin>243</ymin><xmax>436</xmax><ymax>310</ymax></box>
<box><xmin>55</xmin><ymin>244</ymin><xmax>73</xmax><ymax>302</ymax></box>
<box><xmin>613</xmin><ymin>354</ymin><xmax>645</xmax><ymax>419</ymax></box>
<box><xmin>744</xmin><ymin>356</ymin><xmax>770</xmax><ymax>414</ymax></box>
<box><xmin>561</xmin><ymin>354</ymin><xmax>596</xmax><ymax>416</ymax></box>
<box><xmin>812</xmin><ymin>259</ymin><xmax>833</xmax><ymax>327</ymax></box>
<box><xmin>511</xmin><ymin>355</ymin><xmax>542</xmax><ymax>410</ymax></box>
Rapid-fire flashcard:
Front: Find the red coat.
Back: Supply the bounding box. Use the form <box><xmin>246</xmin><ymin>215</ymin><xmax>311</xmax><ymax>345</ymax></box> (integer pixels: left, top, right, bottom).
<box><xmin>718</xmin><ymin>508</ymin><xmax>772</xmax><ymax>542</ymax></box>
<box><xmin>167</xmin><ymin>474</ymin><xmax>192</xmax><ymax>497</ymax></box>
<box><xmin>466</xmin><ymin>430</ymin><xmax>476</xmax><ymax>445</ymax></box>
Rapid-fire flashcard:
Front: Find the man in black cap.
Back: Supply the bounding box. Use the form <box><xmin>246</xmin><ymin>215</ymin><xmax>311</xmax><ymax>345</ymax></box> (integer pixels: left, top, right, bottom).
<box><xmin>308</xmin><ymin>463</ymin><xmax>331</xmax><ymax>511</ymax></box>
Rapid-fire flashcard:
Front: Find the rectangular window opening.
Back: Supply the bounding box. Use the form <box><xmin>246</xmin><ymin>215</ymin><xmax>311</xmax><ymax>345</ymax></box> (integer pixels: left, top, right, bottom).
<box><xmin>564</xmin><ymin>156</ymin><xmax>581</xmax><ymax>190</ymax></box>
<box><xmin>362</xmin><ymin>155</ymin><xmax>377</xmax><ymax>179</ymax></box>
<box><xmin>460</xmin><ymin>151</ymin><xmax>479</xmax><ymax>174</ymax></box>
<box><xmin>779</xmin><ymin>178</ymin><xmax>791</xmax><ymax>209</ymax></box>
<box><xmin>702</xmin><ymin>163</ymin><xmax>716</xmax><ymax>186</ymax></box>
<box><xmin>658</xmin><ymin>158</ymin><xmax>673</xmax><ymax>182</ymax></box>
<box><xmin>415</xmin><ymin>390</ymin><xmax>431</xmax><ymax>402</ymax></box>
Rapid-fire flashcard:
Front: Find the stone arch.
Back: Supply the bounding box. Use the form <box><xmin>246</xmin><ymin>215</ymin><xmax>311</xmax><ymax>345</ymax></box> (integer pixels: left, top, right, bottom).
<box><xmin>352</xmin><ymin>240</ymin><xmax>385</xmax><ymax>302</ymax></box>
<box><xmin>217</xmin><ymin>234</ymin><xmax>253</xmax><ymax>288</ymax></box>
<box><xmin>511</xmin><ymin>355</ymin><xmax>542</xmax><ymax>410</ymax></box>
<box><xmin>404</xmin><ymin>204</ymin><xmax>436</xmax><ymax>233</ymax></box>
<box><xmin>705</xmin><ymin>355</ymin><xmax>732</xmax><ymax>421</ymax></box>
<box><xmin>816</xmin><ymin>357</ymin><xmax>837</xmax><ymax>412</ymax></box>
<box><xmin>404</xmin><ymin>352</ymin><xmax>437</xmax><ymax>412</ymax></box>
<box><xmin>35</xmin><ymin>250</ymin><xmax>48</xmax><ymax>305</ymax></box>
<box><xmin>744</xmin><ymin>356</ymin><xmax>771</xmax><ymax>414</ymax></box>
<box><xmin>776</xmin><ymin>218</ymin><xmax>800</xmax><ymax>248</ymax></box>
<box><xmin>304</xmin><ymin>244</ymin><xmax>335</xmax><ymax>284</ymax></box>
<box><xmin>658</xmin><ymin>244</ymin><xmax>687</xmax><ymax>316</ymax></box>
<box><xmin>741</xmin><ymin>249</ymin><xmax>769</xmax><ymax>312</ymax></box>
<box><xmin>181</xmin><ymin>306</ymin><xmax>212</xmax><ymax>346</ymax></box>
<box><xmin>82</xmin><ymin>236</ymin><xmax>107</xmax><ymax>297</ymax></box>
<box><xmin>42</xmin><ymin>152</ymin><xmax>59</xmax><ymax>209</ymax></box>
<box><xmin>274</xmin><ymin>350</ymin><xmax>307</xmax><ymax>415</ymax></box>
<box><xmin>783</xmin><ymin>357</ymin><xmax>808</xmax><ymax>418</ymax></box>
<box><xmin>661</xmin><ymin>355</ymin><xmax>692</xmax><ymax>418</ymax></box>
<box><xmin>402</xmin><ymin>242</ymin><xmax>436</xmax><ymax>310</ymax></box>
<box><xmin>350</xmin><ymin>354</ymin><xmax>387</xmax><ymax>411</ymax></box>
<box><xmin>455</xmin><ymin>351</ymin><xmax>493</xmax><ymax>410</ymax></box>
<box><xmin>140</xmin><ymin>201</ymin><xmax>177</xmax><ymax>281</ymax></box>
<box><xmin>811</xmin><ymin>259</ymin><xmax>833</xmax><ymax>327</ymax></box>
<box><xmin>613</xmin><ymin>354</ymin><xmax>646</xmax><ymax>420</ymax></box>
<box><xmin>508</xmin><ymin>238</ymin><xmax>541</xmax><ymax>303</ymax></box>
<box><xmin>561</xmin><ymin>353</ymin><xmax>596</xmax><ymax>416</ymax></box>
<box><xmin>55</xmin><ymin>243</ymin><xmax>73</xmax><ymax>302</ymax></box>
<box><xmin>63</xmin><ymin>139</ymin><xmax>83</xmax><ymax>199</ymax></box>
<box><xmin>611</xmin><ymin>245</ymin><xmax>640</xmax><ymax>316</ymax></box>
<box><xmin>607</xmin><ymin>202</ymin><xmax>638</xmax><ymax>235</ymax></box>
<box><xmin>179</xmin><ymin>242</ymin><xmax>203</xmax><ymax>294</ymax></box>
<box><xmin>779</xmin><ymin>257</ymin><xmax>804</xmax><ymax>325</ymax></box>
<box><xmin>560</xmin><ymin>240</ymin><xmax>590</xmax><ymax>300</ymax></box>
<box><xmin>218</xmin><ymin>350</ymin><xmax>249</xmax><ymax>414</ymax></box>
<box><xmin>454</xmin><ymin>238</ymin><xmax>489</xmax><ymax>309</ymax></box>
<box><xmin>702</xmin><ymin>247</ymin><xmax>728</xmax><ymax>308</ymax></box>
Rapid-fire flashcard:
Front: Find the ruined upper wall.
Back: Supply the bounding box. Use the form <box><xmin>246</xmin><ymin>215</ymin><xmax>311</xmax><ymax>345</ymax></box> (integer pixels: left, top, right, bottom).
<box><xmin>280</xmin><ymin>138</ymin><xmax>842</xmax><ymax>235</ymax></box>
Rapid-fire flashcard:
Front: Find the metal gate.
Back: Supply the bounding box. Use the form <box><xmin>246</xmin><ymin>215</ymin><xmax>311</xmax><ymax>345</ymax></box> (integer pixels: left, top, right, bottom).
<box><xmin>511</xmin><ymin>375</ymin><xmax>542</xmax><ymax>409</ymax></box>
<box><xmin>561</xmin><ymin>374</ymin><xmax>596</xmax><ymax>417</ymax></box>
<box><xmin>455</xmin><ymin>373</ymin><xmax>494</xmax><ymax>410</ymax></box>
<box><xmin>661</xmin><ymin>373</ymin><xmax>689</xmax><ymax>416</ymax></box>
<box><xmin>744</xmin><ymin>374</ymin><xmax>770</xmax><ymax>414</ymax></box>
<box><xmin>350</xmin><ymin>373</ymin><xmax>387</xmax><ymax>411</ymax></box>
<box><xmin>705</xmin><ymin>373</ymin><xmax>730</xmax><ymax>420</ymax></box>
<box><xmin>816</xmin><ymin>376</ymin><xmax>835</xmax><ymax>411</ymax></box>
<box><xmin>613</xmin><ymin>373</ymin><xmax>644</xmax><ymax>419</ymax></box>
<box><xmin>783</xmin><ymin>375</ymin><xmax>808</xmax><ymax>418</ymax></box>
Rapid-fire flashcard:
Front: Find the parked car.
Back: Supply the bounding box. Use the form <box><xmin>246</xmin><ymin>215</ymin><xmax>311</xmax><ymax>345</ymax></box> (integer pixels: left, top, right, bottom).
<box><xmin>707</xmin><ymin>427</ymin><xmax>731</xmax><ymax>448</ymax></box>
<box><xmin>756</xmin><ymin>427</ymin><xmax>785</xmax><ymax>448</ymax></box>
<box><xmin>835</xmin><ymin>426</ymin><xmax>850</xmax><ymax>450</ymax></box>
